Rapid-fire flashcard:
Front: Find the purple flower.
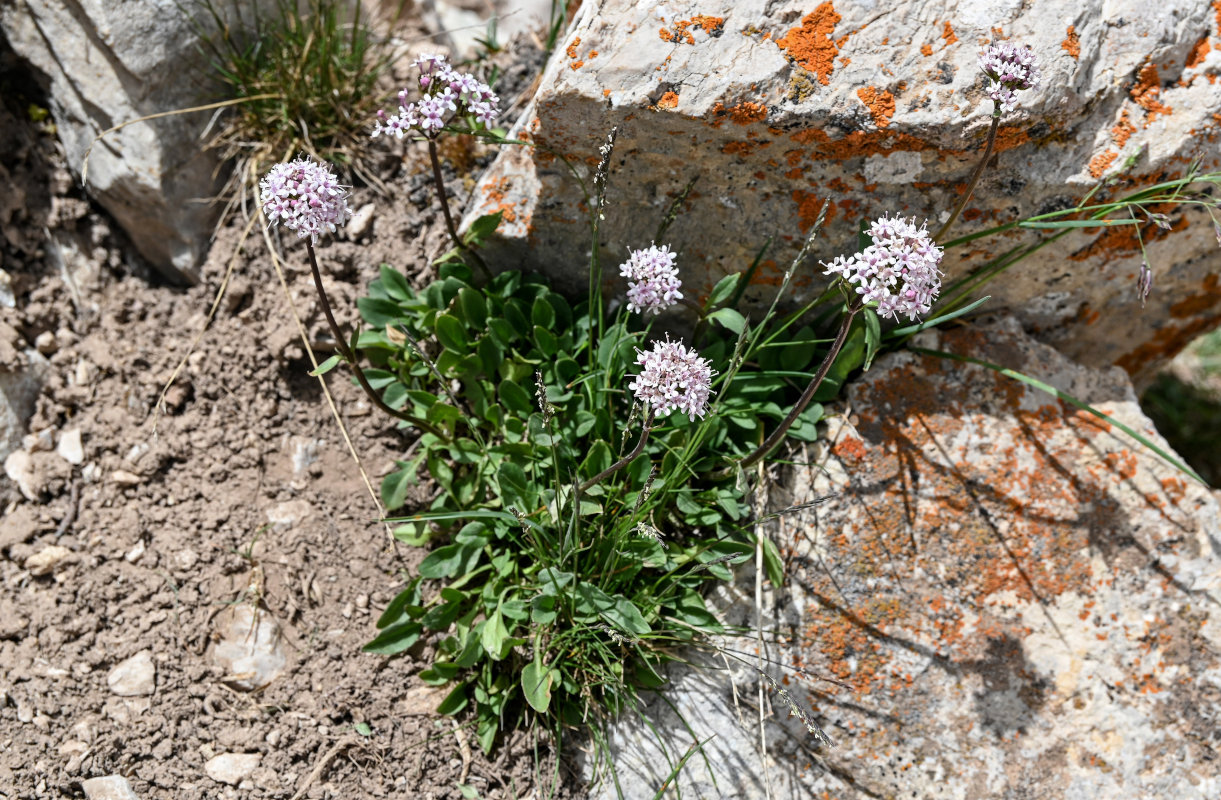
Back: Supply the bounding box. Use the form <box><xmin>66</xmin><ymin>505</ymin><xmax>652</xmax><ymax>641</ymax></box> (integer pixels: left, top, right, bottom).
<box><xmin>372</xmin><ymin>53</ymin><xmax>500</xmax><ymax>140</ymax></box>
<box><xmin>629</xmin><ymin>337</ymin><xmax>716</xmax><ymax>422</ymax></box>
<box><xmin>979</xmin><ymin>42</ymin><xmax>1040</xmax><ymax>113</ymax></box>
<box><xmin>259</xmin><ymin>157</ymin><xmax>351</xmax><ymax>243</ymax></box>
<box><xmin>621</xmin><ymin>244</ymin><xmax>683</xmax><ymax>315</ymax></box>
<box><xmin>822</xmin><ymin>214</ymin><xmax>944</xmax><ymax>321</ymax></box>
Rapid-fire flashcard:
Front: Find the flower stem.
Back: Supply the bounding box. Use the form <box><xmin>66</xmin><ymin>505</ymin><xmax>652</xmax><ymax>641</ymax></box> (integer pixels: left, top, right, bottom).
<box><xmin>934</xmin><ymin>113</ymin><xmax>1002</xmax><ymax>244</ymax></box>
<box><xmin>305</xmin><ymin>241</ymin><xmax>450</xmax><ymax>441</ymax></box>
<box><xmin>579</xmin><ymin>411</ymin><xmax>655</xmax><ymax>492</ymax></box>
<box><xmin>713</xmin><ymin>303</ymin><xmax>860</xmax><ymax>479</ymax></box>
<box><xmin>427</xmin><ymin>138</ymin><xmax>492</xmax><ymax>283</ymax></box>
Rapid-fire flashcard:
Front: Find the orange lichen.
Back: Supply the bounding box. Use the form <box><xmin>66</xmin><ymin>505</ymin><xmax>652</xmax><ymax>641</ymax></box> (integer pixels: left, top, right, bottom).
<box><xmin>656</xmin><ymin>91</ymin><xmax>679</xmax><ymax>110</ymax></box>
<box><xmin>1186</xmin><ymin>35</ymin><xmax>1211</xmax><ymax>69</ymax></box>
<box><xmin>1131</xmin><ymin>63</ymin><xmax>1172</xmax><ymax>120</ymax></box>
<box><xmin>659</xmin><ymin>14</ymin><xmax>724</xmax><ymax>45</ymax></box>
<box><xmin>479</xmin><ymin>177</ymin><xmax>520</xmax><ymax>224</ymax></box>
<box><xmin>921</xmin><ymin>43</ymin><xmax>933</xmax><ymax>56</ymax></box>
<box><xmin>941</xmin><ymin>21</ymin><xmax>957</xmax><ymax>45</ymax></box>
<box><xmin>775</xmin><ymin>2</ymin><xmax>843</xmax><ymax>85</ymax></box>
<box><xmin>713</xmin><ymin>100</ymin><xmax>769</xmax><ymax>125</ymax></box>
<box><xmin>565</xmin><ymin>36</ymin><xmax>580</xmax><ymax>59</ymax></box>
<box><xmin>1062</xmin><ymin>26</ymin><xmax>1080</xmax><ymax>59</ymax></box>
<box><xmin>857</xmin><ymin>87</ymin><xmax>896</xmax><ymax>128</ymax></box>
<box><xmin>1169</xmin><ymin>273</ymin><xmax>1221</xmax><ymax>318</ymax></box>
<box><xmin>1088</xmin><ymin>150</ymin><xmax>1118</xmax><ymax>178</ymax></box>
<box><xmin>792</xmin><ymin>190</ymin><xmax>834</xmax><ymax>233</ymax></box>
<box><xmin>1111</xmin><ymin>110</ymin><xmax>1136</xmax><ymax>148</ymax></box>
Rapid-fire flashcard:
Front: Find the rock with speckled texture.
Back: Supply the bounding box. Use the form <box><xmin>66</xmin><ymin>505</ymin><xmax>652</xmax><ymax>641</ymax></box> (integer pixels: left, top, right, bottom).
<box><xmin>591</xmin><ymin>315</ymin><xmax>1221</xmax><ymax>799</ymax></box>
<box><xmin>466</xmin><ymin>1</ymin><xmax>1221</xmax><ymax>385</ymax></box>
<box><xmin>0</xmin><ymin>1</ymin><xmax>236</xmax><ymax>283</ymax></box>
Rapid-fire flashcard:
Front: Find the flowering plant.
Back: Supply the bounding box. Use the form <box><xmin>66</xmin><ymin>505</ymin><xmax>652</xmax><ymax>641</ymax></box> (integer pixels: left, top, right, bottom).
<box><xmin>979</xmin><ymin>41</ymin><xmax>1041</xmax><ymax>113</ymax></box>
<box><xmin>621</xmin><ymin>244</ymin><xmax>684</xmax><ymax>315</ymax></box>
<box><xmin>823</xmin><ymin>215</ymin><xmax>944</xmax><ymax>322</ymax></box>
<box><xmin>372</xmin><ymin>53</ymin><xmax>499</xmax><ymax>139</ymax></box>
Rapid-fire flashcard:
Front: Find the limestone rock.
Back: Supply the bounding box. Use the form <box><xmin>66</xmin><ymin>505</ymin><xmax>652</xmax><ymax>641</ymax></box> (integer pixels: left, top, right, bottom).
<box><xmin>204</xmin><ymin>752</ymin><xmax>262</xmax><ymax>786</ymax></box>
<box><xmin>211</xmin><ymin>605</ymin><xmax>288</xmax><ymax>691</ymax></box>
<box><xmin>56</xmin><ymin>429</ymin><xmax>84</xmax><ymax>466</ymax></box>
<box><xmin>0</xmin><ymin>321</ymin><xmax>50</xmax><ymax>461</ymax></box>
<box><xmin>24</xmin><ymin>545</ymin><xmax>73</xmax><ymax>577</ymax></box>
<box><xmin>81</xmin><ymin>775</ymin><xmax>139</xmax><ymax>800</ymax></box>
<box><xmin>107</xmin><ymin>651</ymin><xmax>156</xmax><ymax>697</ymax></box>
<box><xmin>467</xmin><ymin>0</ymin><xmax>1221</xmax><ymax>384</ymax></box>
<box><xmin>0</xmin><ymin>1</ymin><xmax>230</xmax><ymax>283</ymax></box>
<box><xmin>595</xmin><ymin>315</ymin><xmax>1221</xmax><ymax>799</ymax></box>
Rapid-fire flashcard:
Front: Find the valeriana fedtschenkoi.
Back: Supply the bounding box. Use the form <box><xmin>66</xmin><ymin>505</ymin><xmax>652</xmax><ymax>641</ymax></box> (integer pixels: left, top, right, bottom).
<box><xmin>372</xmin><ymin>53</ymin><xmax>499</xmax><ymax>139</ymax></box>
<box><xmin>979</xmin><ymin>41</ymin><xmax>1041</xmax><ymax>113</ymax></box>
<box><xmin>621</xmin><ymin>244</ymin><xmax>683</xmax><ymax>315</ymax></box>
<box><xmin>629</xmin><ymin>337</ymin><xmax>716</xmax><ymax>421</ymax></box>
<box><xmin>822</xmin><ymin>214</ymin><xmax>944</xmax><ymax>321</ymax></box>
<box><xmin>259</xmin><ymin>157</ymin><xmax>352</xmax><ymax>242</ymax></box>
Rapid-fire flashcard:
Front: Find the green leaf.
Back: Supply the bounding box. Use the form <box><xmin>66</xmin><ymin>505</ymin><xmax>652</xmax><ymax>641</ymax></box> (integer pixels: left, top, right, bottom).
<box><xmin>380</xmin><ymin>464</ymin><xmax>415</xmax><ymax>511</ymax></box>
<box><xmin>309</xmin><ymin>354</ymin><xmax>342</xmax><ymax>376</ymax></box>
<box><xmin>531</xmin><ymin>295</ymin><xmax>556</xmax><ymax>328</ymax></box>
<box><xmin>706</xmin><ymin>273</ymin><xmax>740</xmax><ymax>309</ymax></box>
<box><xmin>362</xmin><ymin>621</ymin><xmax>422</xmax><ymax>655</ymax></box>
<box><xmin>436</xmin><ymin>683</ymin><xmax>469</xmax><ymax>715</ymax></box>
<box><xmin>521</xmin><ymin>659</ymin><xmax>555</xmax><ymax>713</ymax></box>
<box><xmin>379</xmin><ymin>264</ymin><xmax>412</xmax><ymax>301</ymax></box>
<box><xmin>498</xmin><ymin>378</ymin><xmax>533</xmax><ymax>415</ymax></box>
<box><xmin>862</xmin><ymin>308</ymin><xmax>882</xmax><ymax>371</ymax></box>
<box><xmin>533</xmin><ymin>324</ymin><xmax>558</xmax><ymax>356</ymax></box>
<box><xmin>708</xmin><ymin>307</ymin><xmax>747</xmax><ymax>334</ymax></box>
<box><xmin>580</xmin><ymin>440</ymin><xmax>613</xmax><ymax>479</ymax></box>
<box><xmin>480</xmin><ymin>609</ymin><xmax>510</xmax><ymax>659</ymax></box>
<box><xmin>357</xmin><ymin>297</ymin><xmax>404</xmax><ymax>328</ymax></box>
<box><xmin>463</xmin><ymin>211</ymin><xmax>503</xmax><ymax>246</ymax></box>
<box><xmin>458</xmin><ymin>287</ymin><xmax>487</xmax><ymax>328</ymax></box>
<box><xmin>496</xmin><ymin>461</ymin><xmax>533</xmax><ymax>509</ymax></box>
<box><xmin>759</xmin><ymin>534</ymin><xmax>784</xmax><ymax>587</ymax></box>
<box><xmin>354</xmin><ymin>722</ymin><xmax>373</xmax><ymax>737</ymax></box>
<box><xmin>435</xmin><ymin>313</ymin><xmax>470</xmax><ymax>353</ymax></box>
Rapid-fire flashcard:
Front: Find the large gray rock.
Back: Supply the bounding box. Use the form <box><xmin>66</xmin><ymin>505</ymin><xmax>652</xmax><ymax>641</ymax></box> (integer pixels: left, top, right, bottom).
<box><xmin>0</xmin><ymin>1</ymin><xmax>226</xmax><ymax>283</ymax></box>
<box><xmin>594</xmin><ymin>315</ymin><xmax>1221</xmax><ymax>799</ymax></box>
<box><xmin>0</xmin><ymin>321</ymin><xmax>49</xmax><ymax>461</ymax></box>
<box><xmin>466</xmin><ymin>0</ymin><xmax>1221</xmax><ymax>384</ymax></box>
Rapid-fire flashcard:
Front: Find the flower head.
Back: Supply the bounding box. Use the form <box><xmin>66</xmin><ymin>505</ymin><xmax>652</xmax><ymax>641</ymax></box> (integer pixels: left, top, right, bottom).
<box><xmin>629</xmin><ymin>337</ymin><xmax>716</xmax><ymax>421</ymax></box>
<box><xmin>979</xmin><ymin>42</ymin><xmax>1040</xmax><ymax>113</ymax></box>
<box><xmin>621</xmin><ymin>244</ymin><xmax>683</xmax><ymax>315</ymax></box>
<box><xmin>1137</xmin><ymin>261</ymin><xmax>1153</xmax><ymax>307</ymax></box>
<box><xmin>259</xmin><ymin>157</ymin><xmax>351</xmax><ymax>242</ymax></box>
<box><xmin>822</xmin><ymin>214</ymin><xmax>944</xmax><ymax>321</ymax></box>
<box><xmin>372</xmin><ymin>53</ymin><xmax>499</xmax><ymax>140</ymax></box>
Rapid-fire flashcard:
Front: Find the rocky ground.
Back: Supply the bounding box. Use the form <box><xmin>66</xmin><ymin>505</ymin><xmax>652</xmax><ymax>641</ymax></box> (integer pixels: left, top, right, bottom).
<box><xmin>0</xmin><ymin>27</ymin><xmax>575</xmax><ymax>800</ymax></box>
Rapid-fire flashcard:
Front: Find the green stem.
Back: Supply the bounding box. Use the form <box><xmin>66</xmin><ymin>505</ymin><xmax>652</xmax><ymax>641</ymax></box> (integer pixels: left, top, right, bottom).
<box><xmin>934</xmin><ymin>113</ymin><xmax>1002</xmax><ymax>244</ymax></box>
<box><xmin>305</xmin><ymin>241</ymin><xmax>449</xmax><ymax>441</ymax></box>
<box><xmin>427</xmin><ymin>138</ymin><xmax>492</xmax><ymax>283</ymax></box>
<box><xmin>712</xmin><ymin>302</ymin><xmax>861</xmax><ymax>479</ymax></box>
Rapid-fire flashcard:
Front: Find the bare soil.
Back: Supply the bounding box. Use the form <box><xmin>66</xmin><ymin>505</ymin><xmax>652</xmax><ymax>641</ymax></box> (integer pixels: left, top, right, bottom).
<box><xmin>0</xmin><ymin>31</ymin><xmax>577</xmax><ymax>800</ymax></box>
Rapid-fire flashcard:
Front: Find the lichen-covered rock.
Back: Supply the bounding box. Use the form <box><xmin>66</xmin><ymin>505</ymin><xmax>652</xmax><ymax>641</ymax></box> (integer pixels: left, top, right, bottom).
<box><xmin>0</xmin><ymin>1</ymin><xmax>227</xmax><ymax>283</ymax></box>
<box><xmin>467</xmin><ymin>1</ymin><xmax>1221</xmax><ymax>384</ymax></box>
<box><xmin>594</xmin><ymin>315</ymin><xmax>1221</xmax><ymax>799</ymax></box>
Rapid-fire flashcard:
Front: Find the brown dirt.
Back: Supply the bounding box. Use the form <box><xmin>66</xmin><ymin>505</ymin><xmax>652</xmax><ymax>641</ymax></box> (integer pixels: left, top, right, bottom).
<box><xmin>0</xmin><ymin>33</ymin><xmax>578</xmax><ymax>800</ymax></box>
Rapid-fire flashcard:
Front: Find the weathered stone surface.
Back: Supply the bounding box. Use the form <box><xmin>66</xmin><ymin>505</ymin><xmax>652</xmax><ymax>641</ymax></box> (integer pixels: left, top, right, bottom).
<box><xmin>0</xmin><ymin>321</ymin><xmax>50</xmax><ymax>461</ymax></box>
<box><xmin>211</xmin><ymin>605</ymin><xmax>288</xmax><ymax>691</ymax></box>
<box><xmin>594</xmin><ymin>315</ymin><xmax>1221</xmax><ymax>799</ymax></box>
<box><xmin>467</xmin><ymin>1</ymin><xmax>1221</xmax><ymax>384</ymax></box>
<box><xmin>0</xmin><ymin>1</ymin><xmax>227</xmax><ymax>283</ymax></box>
<box><xmin>107</xmin><ymin>650</ymin><xmax>156</xmax><ymax>697</ymax></box>
<box><xmin>204</xmin><ymin>752</ymin><xmax>262</xmax><ymax>786</ymax></box>
<box><xmin>81</xmin><ymin>775</ymin><xmax>139</xmax><ymax>800</ymax></box>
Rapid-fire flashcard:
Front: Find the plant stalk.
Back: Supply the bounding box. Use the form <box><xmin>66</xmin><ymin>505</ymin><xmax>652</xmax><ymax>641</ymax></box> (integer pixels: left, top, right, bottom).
<box><xmin>716</xmin><ymin>302</ymin><xmax>861</xmax><ymax>478</ymax></box>
<box><xmin>427</xmin><ymin>138</ymin><xmax>492</xmax><ymax>282</ymax></box>
<box><xmin>934</xmin><ymin>113</ymin><xmax>1002</xmax><ymax>244</ymax></box>
<box><xmin>579</xmin><ymin>411</ymin><xmax>655</xmax><ymax>492</ymax></box>
<box><xmin>304</xmin><ymin>241</ymin><xmax>449</xmax><ymax>440</ymax></box>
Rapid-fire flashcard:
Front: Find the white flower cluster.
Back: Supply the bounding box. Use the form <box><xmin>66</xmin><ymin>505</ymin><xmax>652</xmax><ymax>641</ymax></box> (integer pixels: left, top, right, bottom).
<box><xmin>621</xmin><ymin>244</ymin><xmax>683</xmax><ymax>315</ymax></box>
<box><xmin>822</xmin><ymin>214</ymin><xmax>944</xmax><ymax>322</ymax></box>
<box><xmin>372</xmin><ymin>53</ymin><xmax>499</xmax><ymax>139</ymax></box>
<box><xmin>979</xmin><ymin>42</ymin><xmax>1040</xmax><ymax>113</ymax></box>
<box><xmin>629</xmin><ymin>337</ymin><xmax>717</xmax><ymax>421</ymax></box>
<box><xmin>259</xmin><ymin>157</ymin><xmax>351</xmax><ymax>242</ymax></box>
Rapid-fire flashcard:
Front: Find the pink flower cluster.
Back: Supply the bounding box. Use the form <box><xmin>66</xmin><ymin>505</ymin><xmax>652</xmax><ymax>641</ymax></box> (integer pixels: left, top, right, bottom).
<box><xmin>259</xmin><ymin>157</ymin><xmax>351</xmax><ymax>242</ymax></box>
<box><xmin>822</xmin><ymin>214</ymin><xmax>944</xmax><ymax>321</ymax></box>
<box><xmin>372</xmin><ymin>53</ymin><xmax>499</xmax><ymax>139</ymax></box>
<box><xmin>629</xmin><ymin>337</ymin><xmax>716</xmax><ymax>422</ymax></box>
<box><xmin>621</xmin><ymin>244</ymin><xmax>683</xmax><ymax>315</ymax></box>
<box><xmin>979</xmin><ymin>42</ymin><xmax>1040</xmax><ymax>113</ymax></box>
